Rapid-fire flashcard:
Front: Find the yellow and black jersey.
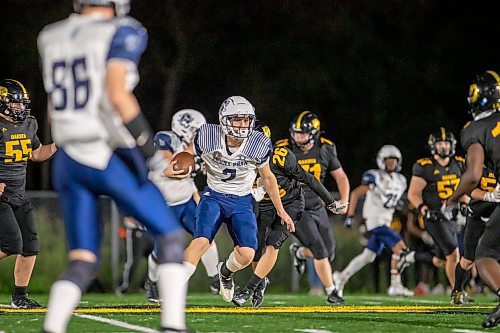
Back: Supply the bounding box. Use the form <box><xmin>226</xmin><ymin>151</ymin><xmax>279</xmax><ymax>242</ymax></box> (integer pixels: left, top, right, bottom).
<box><xmin>260</xmin><ymin>145</ymin><xmax>334</xmax><ymax>210</ymax></box>
<box><xmin>469</xmin><ymin>166</ymin><xmax>498</xmax><ymax>218</ymax></box>
<box><xmin>412</xmin><ymin>155</ymin><xmax>466</xmax><ymax>212</ymax></box>
<box><xmin>275</xmin><ymin>137</ymin><xmax>341</xmax><ymax>209</ymax></box>
<box><xmin>461</xmin><ymin>112</ymin><xmax>500</xmax><ymax>182</ymax></box>
<box><xmin>0</xmin><ymin>116</ymin><xmax>41</xmax><ymax>205</ymax></box>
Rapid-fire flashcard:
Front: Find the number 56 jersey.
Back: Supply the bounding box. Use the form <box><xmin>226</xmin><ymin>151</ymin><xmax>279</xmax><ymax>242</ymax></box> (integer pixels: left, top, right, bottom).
<box><xmin>37</xmin><ymin>13</ymin><xmax>148</xmax><ymax>170</ymax></box>
<box><xmin>412</xmin><ymin>156</ymin><xmax>466</xmax><ymax>212</ymax></box>
<box><xmin>194</xmin><ymin>124</ymin><xmax>272</xmax><ymax>195</ymax></box>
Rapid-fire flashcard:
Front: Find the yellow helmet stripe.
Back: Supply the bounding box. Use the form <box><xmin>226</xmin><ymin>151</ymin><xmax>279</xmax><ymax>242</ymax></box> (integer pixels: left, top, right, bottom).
<box><xmin>440</xmin><ymin>127</ymin><xmax>446</xmax><ymax>140</ymax></box>
<box><xmin>486</xmin><ymin>70</ymin><xmax>500</xmax><ymax>85</ymax></box>
<box><xmin>295</xmin><ymin>111</ymin><xmax>310</xmax><ymax>129</ymax></box>
<box><xmin>9</xmin><ymin>79</ymin><xmax>28</xmax><ymax>98</ymax></box>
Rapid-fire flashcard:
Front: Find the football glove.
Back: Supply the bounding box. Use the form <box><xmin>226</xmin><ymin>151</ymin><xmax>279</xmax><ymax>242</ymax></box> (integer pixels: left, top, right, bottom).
<box><xmin>483</xmin><ymin>184</ymin><xmax>500</xmax><ymax>203</ymax></box>
<box><xmin>326</xmin><ymin>201</ymin><xmax>349</xmax><ymax>214</ymax></box>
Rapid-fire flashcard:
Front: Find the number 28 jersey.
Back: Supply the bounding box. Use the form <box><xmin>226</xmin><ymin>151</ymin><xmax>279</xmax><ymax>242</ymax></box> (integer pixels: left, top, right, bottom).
<box><xmin>38</xmin><ymin>13</ymin><xmax>148</xmax><ymax>170</ymax></box>
<box><xmin>194</xmin><ymin>124</ymin><xmax>272</xmax><ymax>195</ymax></box>
<box><xmin>276</xmin><ymin>137</ymin><xmax>342</xmax><ymax>209</ymax></box>
<box><xmin>412</xmin><ymin>156</ymin><xmax>466</xmax><ymax>212</ymax></box>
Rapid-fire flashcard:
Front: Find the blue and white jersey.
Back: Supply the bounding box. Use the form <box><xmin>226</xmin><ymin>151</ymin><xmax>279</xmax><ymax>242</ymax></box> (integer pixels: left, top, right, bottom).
<box><xmin>37</xmin><ymin>13</ymin><xmax>147</xmax><ymax>169</ymax></box>
<box><xmin>194</xmin><ymin>124</ymin><xmax>272</xmax><ymax>195</ymax></box>
<box><xmin>148</xmin><ymin>131</ymin><xmax>197</xmax><ymax>206</ymax></box>
<box><xmin>361</xmin><ymin>169</ymin><xmax>407</xmax><ymax>231</ymax></box>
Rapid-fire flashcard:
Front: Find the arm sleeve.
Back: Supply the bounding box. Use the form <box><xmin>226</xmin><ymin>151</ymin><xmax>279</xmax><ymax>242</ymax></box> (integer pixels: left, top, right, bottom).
<box><xmin>285</xmin><ymin>149</ymin><xmax>334</xmax><ymax>205</ymax></box>
<box><xmin>107</xmin><ymin>22</ymin><xmax>148</xmax><ymax>65</ymax></box>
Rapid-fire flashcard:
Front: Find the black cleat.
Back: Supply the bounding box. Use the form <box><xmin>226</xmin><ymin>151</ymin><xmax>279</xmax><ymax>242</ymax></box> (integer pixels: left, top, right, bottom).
<box><xmin>289</xmin><ymin>243</ymin><xmax>306</xmax><ymax>274</ymax></box>
<box><xmin>232</xmin><ymin>288</ymin><xmax>252</xmax><ymax>307</ymax></box>
<box><xmin>327</xmin><ymin>289</ymin><xmax>345</xmax><ymax>305</ymax></box>
<box><xmin>210</xmin><ymin>274</ymin><xmax>220</xmax><ymax>295</ymax></box>
<box><xmin>11</xmin><ymin>295</ymin><xmax>42</xmax><ymax>309</ymax></box>
<box><xmin>144</xmin><ymin>277</ymin><xmax>160</xmax><ymax>303</ymax></box>
<box><xmin>483</xmin><ymin>304</ymin><xmax>500</xmax><ymax>328</ymax></box>
<box><xmin>252</xmin><ymin>277</ymin><xmax>270</xmax><ymax>308</ymax></box>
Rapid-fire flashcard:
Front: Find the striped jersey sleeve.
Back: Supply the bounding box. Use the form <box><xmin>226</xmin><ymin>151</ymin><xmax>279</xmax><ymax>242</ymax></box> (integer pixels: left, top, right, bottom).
<box><xmin>194</xmin><ymin>123</ymin><xmax>223</xmax><ymax>156</ymax></box>
<box><xmin>242</xmin><ymin>131</ymin><xmax>273</xmax><ymax>168</ymax></box>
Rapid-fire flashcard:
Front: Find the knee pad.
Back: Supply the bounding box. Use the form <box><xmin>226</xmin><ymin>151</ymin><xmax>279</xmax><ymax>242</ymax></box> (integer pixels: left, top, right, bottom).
<box><xmin>155</xmin><ymin>230</ymin><xmax>184</xmax><ymax>264</ymax></box>
<box><xmin>361</xmin><ymin>248</ymin><xmax>377</xmax><ymax>264</ymax></box>
<box><xmin>1</xmin><ymin>231</ymin><xmax>22</xmax><ymax>256</ymax></box>
<box><xmin>310</xmin><ymin>244</ymin><xmax>329</xmax><ymax>260</ymax></box>
<box><xmin>59</xmin><ymin>260</ymin><xmax>99</xmax><ymax>293</ymax></box>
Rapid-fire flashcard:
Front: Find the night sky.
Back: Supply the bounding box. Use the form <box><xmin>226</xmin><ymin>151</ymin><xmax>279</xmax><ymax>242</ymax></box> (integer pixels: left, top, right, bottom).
<box><xmin>1</xmin><ymin>0</ymin><xmax>499</xmax><ymax>190</ymax></box>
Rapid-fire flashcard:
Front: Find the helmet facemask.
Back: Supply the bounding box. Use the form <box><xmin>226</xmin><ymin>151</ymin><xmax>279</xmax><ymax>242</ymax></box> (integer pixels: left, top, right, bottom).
<box><xmin>219</xmin><ymin>96</ymin><xmax>256</xmax><ymax>139</ymax></box>
<box><xmin>428</xmin><ymin>129</ymin><xmax>456</xmax><ymax>158</ymax></box>
<box><xmin>289</xmin><ymin>111</ymin><xmax>321</xmax><ymax>151</ymax></box>
<box><xmin>73</xmin><ymin>0</ymin><xmax>130</xmax><ymax>17</ymax></box>
<box><xmin>376</xmin><ymin>145</ymin><xmax>402</xmax><ymax>172</ymax></box>
<box><xmin>0</xmin><ymin>80</ymin><xmax>31</xmax><ymax>123</ymax></box>
<box><xmin>468</xmin><ymin>70</ymin><xmax>500</xmax><ymax>119</ymax></box>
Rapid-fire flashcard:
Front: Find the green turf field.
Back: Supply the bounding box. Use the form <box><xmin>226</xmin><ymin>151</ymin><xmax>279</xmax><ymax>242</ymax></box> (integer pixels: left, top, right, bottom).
<box><xmin>0</xmin><ymin>293</ymin><xmax>497</xmax><ymax>332</ymax></box>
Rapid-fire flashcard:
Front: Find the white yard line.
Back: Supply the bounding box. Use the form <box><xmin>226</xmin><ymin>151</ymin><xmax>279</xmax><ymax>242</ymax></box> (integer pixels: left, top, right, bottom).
<box><xmin>452</xmin><ymin>329</ymin><xmax>486</xmax><ymax>333</ymax></box>
<box><xmin>294</xmin><ymin>329</ymin><xmax>336</xmax><ymax>333</ymax></box>
<box><xmin>74</xmin><ymin>313</ymin><xmax>160</xmax><ymax>333</ymax></box>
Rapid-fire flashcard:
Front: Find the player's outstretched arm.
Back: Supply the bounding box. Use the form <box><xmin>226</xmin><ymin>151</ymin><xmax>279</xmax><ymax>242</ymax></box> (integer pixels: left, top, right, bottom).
<box><xmin>258</xmin><ymin>164</ymin><xmax>294</xmax><ymax>232</ymax></box>
<box><xmin>346</xmin><ymin>184</ymin><xmax>369</xmax><ymax>216</ymax></box>
<box><xmin>31</xmin><ymin>143</ymin><xmax>57</xmax><ymax>162</ymax></box>
<box><xmin>330</xmin><ymin>168</ymin><xmax>350</xmax><ymax>214</ymax></box>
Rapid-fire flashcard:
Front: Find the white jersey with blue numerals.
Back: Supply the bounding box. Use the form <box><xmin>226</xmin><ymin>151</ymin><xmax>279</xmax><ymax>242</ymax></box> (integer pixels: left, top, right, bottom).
<box><xmin>194</xmin><ymin>124</ymin><xmax>272</xmax><ymax>195</ymax></box>
<box><xmin>37</xmin><ymin>13</ymin><xmax>147</xmax><ymax>170</ymax></box>
<box><xmin>148</xmin><ymin>131</ymin><xmax>197</xmax><ymax>206</ymax></box>
<box><xmin>361</xmin><ymin>169</ymin><xmax>407</xmax><ymax>231</ymax></box>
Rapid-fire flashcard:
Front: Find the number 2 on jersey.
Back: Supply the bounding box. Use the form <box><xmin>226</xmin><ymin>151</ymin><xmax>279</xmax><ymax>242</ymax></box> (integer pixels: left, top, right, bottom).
<box><xmin>51</xmin><ymin>57</ymin><xmax>90</xmax><ymax>111</ymax></box>
<box><xmin>222</xmin><ymin>168</ymin><xmax>236</xmax><ymax>182</ymax></box>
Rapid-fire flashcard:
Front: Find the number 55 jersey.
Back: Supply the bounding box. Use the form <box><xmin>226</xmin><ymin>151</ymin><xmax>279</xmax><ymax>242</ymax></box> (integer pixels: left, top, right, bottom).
<box><xmin>0</xmin><ymin>116</ymin><xmax>41</xmax><ymax>205</ymax></box>
<box><xmin>412</xmin><ymin>155</ymin><xmax>466</xmax><ymax>214</ymax></box>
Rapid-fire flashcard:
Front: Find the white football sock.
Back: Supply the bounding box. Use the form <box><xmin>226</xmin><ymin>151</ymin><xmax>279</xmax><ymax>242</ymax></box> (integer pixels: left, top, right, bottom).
<box><xmin>43</xmin><ymin>280</ymin><xmax>82</xmax><ymax>333</ymax></box>
<box><xmin>148</xmin><ymin>254</ymin><xmax>159</xmax><ymax>282</ymax></box>
<box><xmin>341</xmin><ymin>249</ymin><xmax>376</xmax><ymax>281</ymax></box>
<box><xmin>225</xmin><ymin>251</ymin><xmax>246</xmax><ymax>273</ymax></box>
<box><xmin>183</xmin><ymin>261</ymin><xmax>197</xmax><ymax>282</ymax></box>
<box><xmin>390</xmin><ymin>272</ymin><xmax>402</xmax><ymax>286</ymax></box>
<box><xmin>201</xmin><ymin>243</ymin><xmax>219</xmax><ymax>277</ymax></box>
<box><xmin>158</xmin><ymin>263</ymin><xmax>187</xmax><ymax>330</ymax></box>
<box><xmin>325</xmin><ymin>285</ymin><xmax>335</xmax><ymax>295</ymax></box>
<box><xmin>296</xmin><ymin>247</ymin><xmax>306</xmax><ymax>260</ymax></box>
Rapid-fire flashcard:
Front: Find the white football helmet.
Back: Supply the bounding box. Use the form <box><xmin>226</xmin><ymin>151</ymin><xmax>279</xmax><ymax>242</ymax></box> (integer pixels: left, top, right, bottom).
<box><xmin>376</xmin><ymin>145</ymin><xmax>402</xmax><ymax>172</ymax></box>
<box><xmin>73</xmin><ymin>0</ymin><xmax>130</xmax><ymax>16</ymax></box>
<box><xmin>219</xmin><ymin>96</ymin><xmax>255</xmax><ymax>138</ymax></box>
<box><xmin>171</xmin><ymin>109</ymin><xmax>206</xmax><ymax>144</ymax></box>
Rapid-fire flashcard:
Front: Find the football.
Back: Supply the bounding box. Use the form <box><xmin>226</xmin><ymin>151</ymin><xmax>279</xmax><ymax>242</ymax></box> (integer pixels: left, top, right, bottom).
<box><xmin>171</xmin><ymin>151</ymin><xmax>196</xmax><ymax>175</ymax></box>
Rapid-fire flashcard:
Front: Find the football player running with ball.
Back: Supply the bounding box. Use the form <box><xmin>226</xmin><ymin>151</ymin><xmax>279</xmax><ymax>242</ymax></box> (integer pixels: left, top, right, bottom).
<box><xmin>183</xmin><ymin>96</ymin><xmax>293</xmax><ymax>303</ymax></box>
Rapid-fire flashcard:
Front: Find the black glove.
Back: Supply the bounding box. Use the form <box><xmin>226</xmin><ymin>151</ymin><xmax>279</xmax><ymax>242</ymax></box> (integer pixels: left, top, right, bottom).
<box><xmin>344</xmin><ymin>215</ymin><xmax>354</xmax><ymax>229</ymax></box>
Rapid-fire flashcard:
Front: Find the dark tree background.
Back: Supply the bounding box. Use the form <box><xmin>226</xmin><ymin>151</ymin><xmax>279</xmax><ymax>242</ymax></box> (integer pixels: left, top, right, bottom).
<box><xmin>1</xmin><ymin>0</ymin><xmax>498</xmax><ymax>191</ymax></box>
